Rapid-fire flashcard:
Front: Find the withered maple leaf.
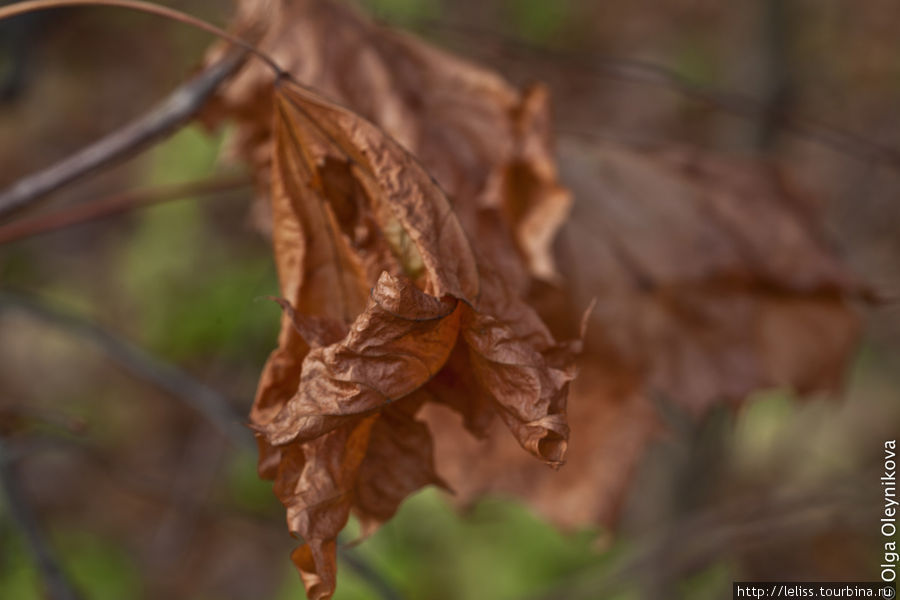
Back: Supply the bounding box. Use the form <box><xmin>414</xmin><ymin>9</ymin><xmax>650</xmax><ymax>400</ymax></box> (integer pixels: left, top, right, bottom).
<box><xmin>199</xmin><ymin>3</ymin><xmax>580</xmax><ymax>597</ymax></box>
<box><xmin>200</xmin><ymin>1</ymin><xmax>865</xmax><ymax>598</ymax></box>
<box><xmin>246</xmin><ymin>79</ymin><xmax>577</xmax><ymax>599</ymax></box>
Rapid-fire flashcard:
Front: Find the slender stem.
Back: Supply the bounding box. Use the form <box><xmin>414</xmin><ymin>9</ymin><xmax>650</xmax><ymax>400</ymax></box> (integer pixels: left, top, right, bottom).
<box><xmin>0</xmin><ymin>0</ymin><xmax>283</xmax><ymax>76</ymax></box>
<box><xmin>0</xmin><ymin>51</ymin><xmax>247</xmax><ymax>220</ymax></box>
<box><xmin>0</xmin><ymin>436</ymin><xmax>84</xmax><ymax>600</ymax></box>
<box><xmin>0</xmin><ymin>174</ymin><xmax>251</xmax><ymax>245</ymax></box>
<box><xmin>338</xmin><ymin>544</ymin><xmax>404</xmax><ymax>600</ymax></box>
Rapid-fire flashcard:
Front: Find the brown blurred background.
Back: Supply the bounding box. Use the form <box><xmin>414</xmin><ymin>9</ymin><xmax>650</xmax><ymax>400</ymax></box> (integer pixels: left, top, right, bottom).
<box><xmin>1</xmin><ymin>1</ymin><xmax>898</xmax><ymax>599</ymax></box>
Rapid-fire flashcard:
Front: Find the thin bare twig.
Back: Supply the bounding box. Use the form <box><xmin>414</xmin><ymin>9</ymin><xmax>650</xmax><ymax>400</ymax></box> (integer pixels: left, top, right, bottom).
<box><xmin>338</xmin><ymin>545</ymin><xmax>404</xmax><ymax>600</ymax></box>
<box><xmin>0</xmin><ymin>0</ymin><xmax>280</xmax><ymax>74</ymax></box>
<box><xmin>0</xmin><ymin>51</ymin><xmax>246</xmax><ymax>221</ymax></box>
<box><xmin>0</xmin><ymin>290</ymin><xmax>254</xmax><ymax>448</ymax></box>
<box><xmin>0</xmin><ymin>174</ymin><xmax>251</xmax><ymax>245</ymax></box>
<box><xmin>0</xmin><ymin>436</ymin><xmax>84</xmax><ymax>600</ymax></box>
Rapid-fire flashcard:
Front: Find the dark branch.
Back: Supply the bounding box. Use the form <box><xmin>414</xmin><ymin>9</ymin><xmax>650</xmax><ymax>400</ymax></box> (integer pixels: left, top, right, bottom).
<box><xmin>0</xmin><ymin>291</ymin><xmax>254</xmax><ymax>449</ymax></box>
<box><xmin>338</xmin><ymin>541</ymin><xmax>404</xmax><ymax>600</ymax></box>
<box><xmin>0</xmin><ymin>436</ymin><xmax>84</xmax><ymax>600</ymax></box>
<box><xmin>0</xmin><ymin>50</ymin><xmax>246</xmax><ymax>221</ymax></box>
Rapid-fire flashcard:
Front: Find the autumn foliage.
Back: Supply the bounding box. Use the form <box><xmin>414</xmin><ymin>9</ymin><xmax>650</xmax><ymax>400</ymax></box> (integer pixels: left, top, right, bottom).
<box><xmin>192</xmin><ymin>1</ymin><xmax>865</xmax><ymax>598</ymax></box>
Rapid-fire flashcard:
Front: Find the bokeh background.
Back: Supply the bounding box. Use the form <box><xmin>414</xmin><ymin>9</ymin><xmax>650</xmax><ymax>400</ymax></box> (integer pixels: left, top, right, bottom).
<box><xmin>1</xmin><ymin>0</ymin><xmax>899</xmax><ymax>598</ymax></box>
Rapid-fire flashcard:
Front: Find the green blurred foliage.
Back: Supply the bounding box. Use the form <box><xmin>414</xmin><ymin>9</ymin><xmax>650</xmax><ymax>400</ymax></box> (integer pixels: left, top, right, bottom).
<box><xmin>359</xmin><ymin>0</ymin><xmax>442</xmax><ymax>23</ymax></box>
<box><xmin>503</xmin><ymin>0</ymin><xmax>571</xmax><ymax>43</ymax></box>
<box><xmin>671</xmin><ymin>36</ymin><xmax>721</xmax><ymax>87</ymax></box>
<box><xmin>678</xmin><ymin>562</ymin><xmax>735</xmax><ymax>600</ymax></box>
<box><xmin>272</xmin><ymin>488</ymin><xmax>611</xmax><ymax>600</ymax></box>
<box><xmin>117</xmin><ymin>125</ymin><xmax>279</xmax><ymax>363</ymax></box>
<box><xmin>733</xmin><ymin>390</ymin><xmax>796</xmax><ymax>470</ymax></box>
<box><xmin>0</xmin><ymin>528</ymin><xmax>140</xmax><ymax>600</ymax></box>
<box><xmin>221</xmin><ymin>447</ymin><xmax>281</xmax><ymax>517</ymax></box>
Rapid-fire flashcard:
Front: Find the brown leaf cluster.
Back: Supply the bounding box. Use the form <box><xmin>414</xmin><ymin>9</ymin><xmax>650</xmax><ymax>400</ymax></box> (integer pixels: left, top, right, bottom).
<box><xmin>256</xmin><ymin>82</ymin><xmax>579</xmax><ymax>600</ymax></box>
<box><xmin>203</xmin><ymin>2</ymin><xmax>580</xmax><ymax>597</ymax></box>
<box><xmin>200</xmin><ymin>1</ymin><xmax>865</xmax><ymax>598</ymax></box>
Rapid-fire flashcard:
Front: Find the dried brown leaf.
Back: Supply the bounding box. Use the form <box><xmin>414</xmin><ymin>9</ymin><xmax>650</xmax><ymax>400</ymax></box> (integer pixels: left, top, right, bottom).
<box><xmin>260</xmin><ymin>272</ymin><xmax>461</xmax><ymax>447</ymax></box>
<box><xmin>245</xmin><ymin>77</ymin><xmax>578</xmax><ymax>598</ymax></box>
<box><xmin>200</xmin><ymin>2</ymin><xmax>864</xmax><ymax>598</ymax></box>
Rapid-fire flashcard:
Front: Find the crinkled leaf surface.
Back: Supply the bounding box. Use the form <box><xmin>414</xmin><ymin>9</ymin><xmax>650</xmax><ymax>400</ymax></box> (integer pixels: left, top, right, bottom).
<box><xmin>203</xmin><ymin>0</ymin><xmax>571</xmax><ymax>289</ymax></box>
<box><xmin>246</xmin><ymin>77</ymin><xmax>578</xmax><ymax>599</ymax></box>
<box><xmin>200</xmin><ymin>2</ymin><xmax>865</xmax><ymax>598</ymax></box>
